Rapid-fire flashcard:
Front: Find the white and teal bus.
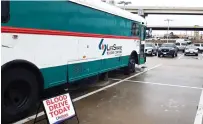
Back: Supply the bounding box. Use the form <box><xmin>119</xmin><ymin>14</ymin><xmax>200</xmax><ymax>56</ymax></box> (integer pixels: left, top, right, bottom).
<box><xmin>1</xmin><ymin>0</ymin><xmax>146</xmax><ymax>123</ymax></box>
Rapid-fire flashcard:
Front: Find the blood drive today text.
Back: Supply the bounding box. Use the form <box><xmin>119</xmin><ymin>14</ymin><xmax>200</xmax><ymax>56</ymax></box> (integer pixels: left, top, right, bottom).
<box><xmin>46</xmin><ymin>95</ymin><xmax>70</xmax><ymax>117</ymax></box>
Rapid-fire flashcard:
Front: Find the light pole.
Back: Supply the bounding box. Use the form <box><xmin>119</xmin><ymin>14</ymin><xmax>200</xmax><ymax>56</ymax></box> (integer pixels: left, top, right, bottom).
<box><xmin>118</xmin><ymin>1</ymin><xmax>132</xmax><ymax>10</ymax></box>
<box><xmin>164</xmin><ymin>19</ymin><xmax>173</xmax><ymax>43</ymax></box>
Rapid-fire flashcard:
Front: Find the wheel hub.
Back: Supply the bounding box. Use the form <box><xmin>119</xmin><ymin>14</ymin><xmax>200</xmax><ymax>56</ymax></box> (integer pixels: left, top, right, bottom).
<box><xmin>129</xmin><ymin>59</ymin><xmax>135</xmax><ymax>69</ymax></box>
<box><xmin>4</xmin><ymin>80</ymin><xmax>31</xmax><ymax>111</ymax></box>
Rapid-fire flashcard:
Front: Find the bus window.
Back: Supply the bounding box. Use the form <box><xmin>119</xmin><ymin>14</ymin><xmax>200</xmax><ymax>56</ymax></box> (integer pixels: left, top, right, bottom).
<box><xmin>135</xmin><ymin>24</ymin><xmax>140</xmax><ymax>36</ymax></box>
<box><xmin>141</xmin><ymin>26</ymin><xmax>144</xmax><ymax>40</ymax></box>
<box><xmin>1</xmin><ymin>1</ymin><xmax>10</xmax><ymax>23</ymax></box>
<box><xmin>131</xmin><ymin>22</ymin><xmax>136</xmax><ymax>36</ymax></box>
<box><xmin>131</xmin><ymin>22</ymin><xmax>140</xmax><ymax>36</ymax></box>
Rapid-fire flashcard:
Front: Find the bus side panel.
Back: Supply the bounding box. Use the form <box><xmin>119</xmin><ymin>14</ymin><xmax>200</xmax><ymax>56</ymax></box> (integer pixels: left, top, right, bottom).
<box><xmin>2</xmin><ymin>33</ymin><xmax>139</xmax><ymax>89</ymax></box>
<box><xmin>1</xmin><ymin>33</ymin><xmax>79</xmax><ymax>89</ymax></box>
<box><xmin>2</xmin><ymin>1</ymin><xmax>133</xmax><ymax>38</ymax></box>
<box><xmin>2</xmin><ymin>1</ymin><xmax>144</xmax><ymax>88</ymax></box>
<box><xmin>66</xmin><ymin>37</ymin><xmax>138</xmax><ymax>82</ymax></box>
<box><xmin>40</xmin><ymin>65</ymin><xmax>67</xmax><ymax>88</ymax></box>
<box><xmin>67</xmin><ymin>56</ymin><xmax>129</xmax><ymax>82</ymax></box>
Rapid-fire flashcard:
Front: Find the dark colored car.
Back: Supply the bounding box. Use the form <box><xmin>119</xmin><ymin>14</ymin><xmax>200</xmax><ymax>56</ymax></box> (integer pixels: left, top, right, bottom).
<box><xmin>158</xmin><ymin>43</ymin><xmax>178</xmax><ymax>58</ymax></box>
<box><xmin>145</xmin><ymin>43</ymin><xmax>157</xmax><ymax>56</ymax></box>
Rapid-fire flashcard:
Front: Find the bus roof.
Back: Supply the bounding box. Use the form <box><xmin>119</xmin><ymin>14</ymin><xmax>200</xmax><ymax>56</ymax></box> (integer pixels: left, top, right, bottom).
<box><xmin>69</xmin><ymin>0</ymin><xmax>146</xmax><ymax>25</ymax></box>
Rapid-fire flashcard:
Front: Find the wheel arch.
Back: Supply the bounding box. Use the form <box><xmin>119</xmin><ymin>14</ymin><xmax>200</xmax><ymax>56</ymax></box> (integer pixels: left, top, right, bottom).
<box><xmin>130</xmin><ymin>51</ymin><xmax>139</xmax><ymax>64</ymax></box>
<box><xmin>2</xmin><ymin>60</ymin><xmax>44</xmax><ymax>97</ymax></box>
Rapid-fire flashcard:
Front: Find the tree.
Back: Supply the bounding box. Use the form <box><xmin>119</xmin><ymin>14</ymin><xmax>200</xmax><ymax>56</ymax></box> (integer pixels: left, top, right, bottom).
<box><xmin>109</xmin><ymin>0</ymin><xmax>115</xmax><ymax>5</ymax></box>
<box><xmin>170</xmin><ymin>32</ymin><xmax>174</xmax><ymax>36</ymax></box>
<box><xmin>101</xmin><ymin>0</ymin><xmax>107</xmax><ymax>2</ymax></box>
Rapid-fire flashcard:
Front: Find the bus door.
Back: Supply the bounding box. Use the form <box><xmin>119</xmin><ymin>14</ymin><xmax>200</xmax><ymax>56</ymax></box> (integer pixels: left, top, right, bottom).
<box><xmin>139</xmin><ymin>25</ymin><xmax>146</xmax><ymax>64</ymax></box>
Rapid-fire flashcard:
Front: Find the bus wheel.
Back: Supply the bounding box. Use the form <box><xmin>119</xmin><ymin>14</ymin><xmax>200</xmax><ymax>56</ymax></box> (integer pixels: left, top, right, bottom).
<box><xmin>2</xmin><ymin>67</ymin><xmax>39</xmax><ymax>123</ymax></box>
<box><xmin>99</xmin><ymin>72</ymin><xmax>108</xmax><ymax>81</ymax></box>
<box><xmin>124</xmin><ymin>56</ymin><xmax>136</xmax><ymax>75</ymax></box>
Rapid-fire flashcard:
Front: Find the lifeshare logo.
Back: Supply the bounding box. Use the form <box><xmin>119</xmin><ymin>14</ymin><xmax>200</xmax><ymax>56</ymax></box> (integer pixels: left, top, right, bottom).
<box><xmin>98</xmin><ymin>39</ymin><xmax>122</xmax><ymax>56</ymax></box>
<box><xmin>99</xmin><ymin>39</ymin><xmax>107</xmax><ymax>55</ymax></box>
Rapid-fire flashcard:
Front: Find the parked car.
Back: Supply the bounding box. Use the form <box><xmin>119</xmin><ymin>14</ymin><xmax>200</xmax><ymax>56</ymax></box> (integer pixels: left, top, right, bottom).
<box><xmin>145</xmin><ymin>43</ymin><xmax>157</xmax><ymax>56</ymax></box>
<box><xmin>184</xmin><ymin>45</ymin><xmax>198</xmax><ymax>56</ymax></box>
<box><xmin>193</xmin><ymin>43</ymin><xmax>203</xmax><ymax>53</ymax></box>
<box><xmin>158</xmin><ymin>43</ymin><xmax>178</xmax><ymax>58</ymax></box>
<box><xmin>155</xmin><ymin>43</ymin><xmax>162</xmax><ymax>48</ymax></box>
<box><xmin>175</xmin><ymin>41</ymin><xmax>187</xmax><ymax>52</ymax></box>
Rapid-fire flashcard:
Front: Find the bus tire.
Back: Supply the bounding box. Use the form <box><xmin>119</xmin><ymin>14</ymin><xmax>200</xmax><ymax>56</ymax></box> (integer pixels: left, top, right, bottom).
<box><xmin>2</xmin><ymin>67</ymin><xmax>39</xmax><ymax>124</ymax></box>
<box><xmin>124</xmin><ymin>56</ymin><xmax>136</xmax><ymax>75</ymax></box>
<box><xmin>99</xmin><ymin>72</ymin><xmax>109</xmax><ymax>81</ymax></box>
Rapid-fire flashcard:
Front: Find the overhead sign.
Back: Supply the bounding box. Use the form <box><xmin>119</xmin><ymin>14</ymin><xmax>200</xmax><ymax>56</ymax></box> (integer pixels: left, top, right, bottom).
<box><xmin>43</xmin><ymin>93</ymin><xmax>76</xmax><ymax>124</ymax></box>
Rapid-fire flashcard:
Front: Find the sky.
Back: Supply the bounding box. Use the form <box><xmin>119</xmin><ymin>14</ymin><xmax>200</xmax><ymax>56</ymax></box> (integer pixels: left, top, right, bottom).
<box><xmin>113</xmin><ymin>0</ymin><xmax>203</xmax><ymax>35</ymax></box>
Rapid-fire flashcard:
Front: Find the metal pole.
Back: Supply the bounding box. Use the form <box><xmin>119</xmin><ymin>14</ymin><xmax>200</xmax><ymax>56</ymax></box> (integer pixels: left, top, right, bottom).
<box><xmin>164</xmin><ymin>19</ymin><xmax>173</xmax><ymax>43</ymax></box>
<box><xmin>167</xmin><ymin>21</ymin><xmax>169</xmax><ymax>43</ymax></box>
<box><xmin>124</xmin><ymin>3</ymin><xmax>126</xmax><ymax>10</ymax></box>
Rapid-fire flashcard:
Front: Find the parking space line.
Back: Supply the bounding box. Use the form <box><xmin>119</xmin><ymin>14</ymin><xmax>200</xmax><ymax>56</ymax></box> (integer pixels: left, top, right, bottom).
<box><xmin>194</xmin><ymin>90</ymin><xmax>203</xmax><ymax>124</ymax></box>
<box><xmin>178</xmin><ymin>54</ymin><xmax>184</xmax><ymax>59</ymax></box>
<box><xmin>14</xmin><ymin>64</ymin><xmax>162</xmax><ymax>124</ymax></box>
<box><xmin>110</xmin><ymin>79</ymin><xmax>203</xmax><ymax>90</ymax></box>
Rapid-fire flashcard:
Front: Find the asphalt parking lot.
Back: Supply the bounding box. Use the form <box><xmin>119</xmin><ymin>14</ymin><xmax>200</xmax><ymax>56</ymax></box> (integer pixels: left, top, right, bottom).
<box><xmin>16</xmin><ymin>53</ymin><xmax>203</xmax><ymax>124</ymax></box>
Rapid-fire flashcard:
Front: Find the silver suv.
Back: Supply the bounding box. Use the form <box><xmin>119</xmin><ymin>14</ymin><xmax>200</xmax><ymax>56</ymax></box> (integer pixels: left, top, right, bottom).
<box><xmin>175</xmin><ymin>42</ymin><xmax>187</xmax><ymax>52</ymax></box>
<box><xmin>145</xmin><ymin>43</ymin><xmax>157</xmax><ymax>56</ymax></box>
<box><xmin>194</xmin><ymin>43</ymin><xmax>203</xmax><ymax>53</ymax></box>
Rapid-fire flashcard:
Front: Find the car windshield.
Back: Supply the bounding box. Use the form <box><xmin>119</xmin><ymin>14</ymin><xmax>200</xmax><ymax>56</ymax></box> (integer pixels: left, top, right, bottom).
<box><xmin>161</xmin><ymin>43</ymin><xmax>174</xmax><ymax>47</ymax></box>
<box><xmin>145</xmin><ymin>43</ymin><xmax>153</xmax><ymax>47</ymax></box>
<box><xmin>175</xmin><ymin>43</ymin><xmax>180</xmax><ymax>46</ymax></box>
<box><xmin>201</xmin><ymin>44</ymin><xmax>203</xmax><ymax>47</ymax></box>
<box><xmin>186</xmin><ymin>45</ymin><xmax>196</xmax><ymax>49</ymax></box>
<box><xmin>194</xmin><ymin>44</ymin><xmax>200</xmax><ymax>46</ymax></box>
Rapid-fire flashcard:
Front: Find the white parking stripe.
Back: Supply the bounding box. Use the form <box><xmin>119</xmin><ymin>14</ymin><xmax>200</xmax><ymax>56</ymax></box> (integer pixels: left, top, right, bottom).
<box><xmin>194</xmin><ymin>90</ymin><xmax>203</xmax><ymax>124</ymax></box>
<box><xmin>110</xmin><ymin>79</ymin><xmax>203</xmax><ymax>90</ymax></box>
<box><xmin>13</xmin><ymin>64</ymin><xmax>162</xmax><ymax>124</ymax></box>
<box><xmin>178</xmin><ymin>54</ymin><xmax>184</xmax><ymax>59</ymax></box>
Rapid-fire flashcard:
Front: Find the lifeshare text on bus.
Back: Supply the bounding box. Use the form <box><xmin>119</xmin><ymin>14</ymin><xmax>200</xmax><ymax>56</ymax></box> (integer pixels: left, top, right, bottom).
<box><xmin>99</xmin><ymin>39</ymin><xmax>122</xmax><ymax>56</ymax></box>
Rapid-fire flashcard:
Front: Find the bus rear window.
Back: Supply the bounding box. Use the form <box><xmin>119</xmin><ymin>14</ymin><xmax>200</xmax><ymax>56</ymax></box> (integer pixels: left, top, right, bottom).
<box><xmin>1</xmin><ymin>1</ymin><xmax>10</xmax><ymax>23</ymax></box>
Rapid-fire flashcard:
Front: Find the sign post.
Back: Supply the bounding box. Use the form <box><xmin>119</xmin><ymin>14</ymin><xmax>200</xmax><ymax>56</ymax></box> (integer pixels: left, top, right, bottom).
<box><xmin>34</xmin><ymin>92</ymin><xmax>79</xmax><ymax>124</ymax></box>
<box><xmin>138</xmin><ymin>9</ymin><xmax>144</xmax><ymax>16</ymax></box>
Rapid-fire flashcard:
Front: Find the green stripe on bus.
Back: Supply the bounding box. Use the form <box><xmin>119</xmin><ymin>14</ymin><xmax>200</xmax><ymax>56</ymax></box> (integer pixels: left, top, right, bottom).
<box><xmin>3</xmin><ymin>1</ymin><xmax>141</xmax><ymax>37</ymax></box>
<box><xmin>139</xmin><ymin>58</ymin><xmax>145</xmax><ymax>65</ymax></box>
<box><xmin>40</xmin><ymin>56</ymin><xmax>130</xmax><ymax>89</ymax></box>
